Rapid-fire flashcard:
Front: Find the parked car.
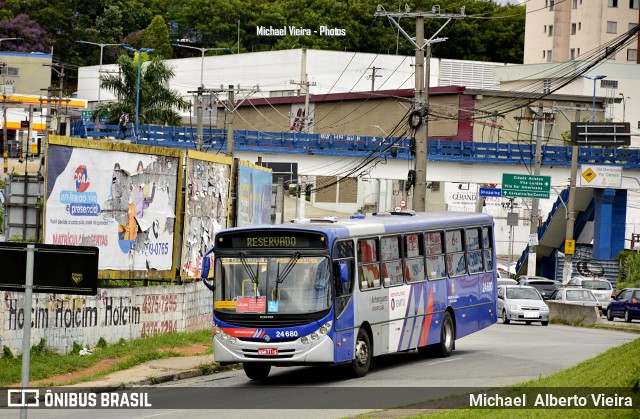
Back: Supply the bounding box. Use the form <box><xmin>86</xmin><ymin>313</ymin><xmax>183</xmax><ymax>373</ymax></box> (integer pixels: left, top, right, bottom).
<box><xmin>497</xmin><ymin>285</ymin><xmax>550</xmax><ymax>326</ymax></box>
<box><xmin>498</xmin><ymin>278</ymin><xmax>518</xmax><ymax>286</ymax></box>
<box><xmin>547</xmin><ymin>287</ymin><xmax>602</xmax><ymax>313</ymax></box>
<box><xmin>517</xmin><ymin>276</ymin><xmax>560</xmax><ymax>300</ymax></box>
<box><xmin>606</xmin><ymin>288</ymin><xmax>640</xmax><ymax>323</ymax></box>
<box><xmin>566</xmin><ymin>276</ymin><xmax>615</xmax><ymax>314</ymax></box>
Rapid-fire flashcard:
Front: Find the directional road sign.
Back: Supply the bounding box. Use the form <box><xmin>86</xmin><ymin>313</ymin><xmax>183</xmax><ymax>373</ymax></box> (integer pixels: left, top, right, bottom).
<box><xmin>501</xmin><ymin>173</ymin><xmax>551</xmax><ymax>199</ymax></box>
<box><xmin>479</xmin><ymin>187</ymin><xmax>501</xmax><ymax>197</ymax></box>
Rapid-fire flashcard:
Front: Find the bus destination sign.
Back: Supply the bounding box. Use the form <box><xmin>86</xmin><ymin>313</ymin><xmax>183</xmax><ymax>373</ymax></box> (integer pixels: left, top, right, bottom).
<box><xmin>217</xmin><ymin>231</ymin><xmax>327</xmax><ymax>249</ymax></box>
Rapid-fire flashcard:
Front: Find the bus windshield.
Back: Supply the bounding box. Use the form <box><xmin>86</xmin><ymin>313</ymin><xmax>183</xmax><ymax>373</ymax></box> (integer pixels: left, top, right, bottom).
<box><xmin>214</xmin><ymin>255</ymin><xmax>331</xmax><ymax>314</ymax></box>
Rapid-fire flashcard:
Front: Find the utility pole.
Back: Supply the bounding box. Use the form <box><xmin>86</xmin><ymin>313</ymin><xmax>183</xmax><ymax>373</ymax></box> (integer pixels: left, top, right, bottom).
<box><xmin>367</xmin><ymin>66</ymin><xmax>383</xmax><ymax>92</ymax></box>
<box><xmin>528</xmin><ymin>104</ymin><xmax>546</xmax><ymax>276</ymax></box>
<box><xmin>203</xmin><ymin>84</ymin><xmax>258</xmax><ymax>156</ymax></box>
<box><xmin>375</xmin><ymin>5</ymin><xmax>465</xmax><ymax>212</ymax></box>
<box><xmin>2</xmin><ymin>89</ymin><xmax>23</xmax><ymax>173</ymax></box>
<box><xmin>226</xmin><ymin>86</ymin><xmax>235</xmax><ymax>155</ymax></box>
<box><xmin>290</xmin><ymin>77</ymin><xmax>316</xmax><ymax>133</ymax></box>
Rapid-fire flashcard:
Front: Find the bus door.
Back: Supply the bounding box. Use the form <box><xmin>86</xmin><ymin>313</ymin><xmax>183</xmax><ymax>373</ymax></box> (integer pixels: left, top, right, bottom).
<box><xmin>333</xmin><ymin>240</ymin><xmax>355</xmax><ymax>363</ymax></box>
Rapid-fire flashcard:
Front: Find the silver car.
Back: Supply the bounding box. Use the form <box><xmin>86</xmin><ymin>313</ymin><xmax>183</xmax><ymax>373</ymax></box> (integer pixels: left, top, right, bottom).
<box><xmin>548</xmin><ymin>287</ymin><xmax>602</xmax><ymax>314</ymax></box>
<box><xmin>497</xmin><ymin>285</ymin><xmax>550</xmax><ymax>326</ymax></box>
<box><xmin>566</xmin><ymin>276</ymin><xmax>614</xmax><ymax>314</ymax></box>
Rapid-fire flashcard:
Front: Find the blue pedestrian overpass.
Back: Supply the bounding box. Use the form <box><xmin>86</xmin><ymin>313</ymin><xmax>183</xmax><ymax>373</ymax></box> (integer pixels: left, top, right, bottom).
<box><xmin>71</xmin><ymin>121</ymin><xmax>640</xmax><ymax>277</ymax></box>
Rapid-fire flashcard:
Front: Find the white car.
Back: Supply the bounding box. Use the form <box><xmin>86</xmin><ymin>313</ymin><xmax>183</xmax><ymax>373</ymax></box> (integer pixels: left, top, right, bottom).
<box><xmin>497</xmin><ymin>285</ymin><xmax>550</xmax><ymax>326</ymax></box>
<box><xmin>566</xmin><ymin>276</ymin><xmax>615</xmax><ymax>314</ymax></box>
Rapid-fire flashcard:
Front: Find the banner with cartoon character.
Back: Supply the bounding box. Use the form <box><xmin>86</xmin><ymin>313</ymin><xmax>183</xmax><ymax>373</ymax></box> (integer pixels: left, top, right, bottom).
<box><xmin>236</xmin><ymin>161</ymin><xmax>272</xmax><ymax>227</ymax></box>
<box><xmin>181</xmin><ymin>150</ymin><xmax>233</xmax><ymax>278</ymax></box>
<box><xmin>44</xmin><ymin>137</ymin><xmax>181</xmax><ymax>273</ymax></box>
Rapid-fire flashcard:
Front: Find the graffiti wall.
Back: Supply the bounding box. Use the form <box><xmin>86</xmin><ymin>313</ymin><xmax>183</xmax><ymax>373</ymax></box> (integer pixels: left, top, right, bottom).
<box><xmin>236</xmin><ymin>161</ymin><xmax>273</xmax><ymax>227</ymax></box>
<box><xmin>44</xmin><ymin>137</ymin><xmax>182</xmax><ymax>277</ymax></box>
<box><xmin>181</xmin><ymin>151</ymin><xmax>233</xmax><ymax>278</ymax></box>
<box><xmin>0</xmin><ymin>283</ymin><xmax>212</xmax><ymax>355</ymax></box>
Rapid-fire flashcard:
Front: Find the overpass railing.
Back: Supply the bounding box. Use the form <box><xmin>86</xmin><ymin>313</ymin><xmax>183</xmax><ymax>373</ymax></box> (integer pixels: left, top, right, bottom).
<box><xmin>71</xmin><ymin>122</ymin><xmax>640</xmax><ymax>168</ymax></box>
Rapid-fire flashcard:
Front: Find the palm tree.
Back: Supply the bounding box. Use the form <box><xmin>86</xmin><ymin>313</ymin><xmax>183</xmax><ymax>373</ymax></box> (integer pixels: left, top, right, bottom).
<box><xmin>93</xmin><ymin>53</ymin><xmax>189</xmax><ymax>126</ymax></box>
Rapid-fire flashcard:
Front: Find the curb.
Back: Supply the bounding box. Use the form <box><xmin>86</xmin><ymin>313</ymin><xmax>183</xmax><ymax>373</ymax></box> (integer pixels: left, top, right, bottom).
<box><xmin>80</xmin><ymin>363</ymin><xmax>227</xmax><ymax>393</ymax></box>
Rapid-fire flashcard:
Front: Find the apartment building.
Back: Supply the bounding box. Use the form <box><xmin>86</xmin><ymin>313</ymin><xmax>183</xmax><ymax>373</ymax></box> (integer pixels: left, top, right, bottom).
<box><xmin>524</xmin><ymin>0</ymin><xmax>640</xmax><ymax>64</ymax></box>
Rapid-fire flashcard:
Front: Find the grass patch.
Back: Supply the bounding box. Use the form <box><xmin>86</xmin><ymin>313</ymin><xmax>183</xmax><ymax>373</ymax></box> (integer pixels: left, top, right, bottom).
<box><xmin>397</xmin><ymin>337</ymin><xmax>640</xmax><ymax>419</ymax></box>
<box><xmin>0</xmin><ymin>330</ymin><xmax>212</xmax><ymax>387</ymax></box>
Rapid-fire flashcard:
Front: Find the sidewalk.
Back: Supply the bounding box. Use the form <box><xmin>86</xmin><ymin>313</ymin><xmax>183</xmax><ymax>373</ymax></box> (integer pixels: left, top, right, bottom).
<box><xmin>67</xmin><ymin>354</ymin><xmax>219</xmax><ymax>391</ymax></box>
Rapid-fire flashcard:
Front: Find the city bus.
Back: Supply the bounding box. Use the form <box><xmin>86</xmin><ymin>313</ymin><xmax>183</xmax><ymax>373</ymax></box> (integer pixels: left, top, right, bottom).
<box><xmin>200</xmin><ymin>211</ymin><xmax>497</xmax><ymax>380</ymax></box>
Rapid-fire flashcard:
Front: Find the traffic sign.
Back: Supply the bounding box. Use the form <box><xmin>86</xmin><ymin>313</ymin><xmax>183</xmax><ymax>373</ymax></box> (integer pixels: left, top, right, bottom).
<box><xmin>394</xmin><ymin>206</ymin><xmax>401</xmax><ymax>212</ymax></box>
<box><xmin>400</xmin><ymin>199</ymin><xmax>406</xmax><ymax>208</ymax></box>
<box><xmin>479</xmin><ymin>187</ymin><xmax>501</xmax><ymax>197</ymax></box>
<box><xmin>501</xmin><ymin>173</ymin><xmax>551</xmax><ymax>199</ymax></box>
<box><xmin>579</xmin><ymin>164</ymin><xmax>622</xmax><ymax>188</ymax></box>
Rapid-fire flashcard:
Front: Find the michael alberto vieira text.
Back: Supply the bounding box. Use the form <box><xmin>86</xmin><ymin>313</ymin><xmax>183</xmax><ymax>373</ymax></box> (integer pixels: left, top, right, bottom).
<box><xmin>470</xmin><ymin>392</ymin><xmax>634</xmax><ymax>408</ymax></box>
<box><xmin>257</xmin><ymin>26</ymin><xmax>346</xmax><ymax>36</ymax></box>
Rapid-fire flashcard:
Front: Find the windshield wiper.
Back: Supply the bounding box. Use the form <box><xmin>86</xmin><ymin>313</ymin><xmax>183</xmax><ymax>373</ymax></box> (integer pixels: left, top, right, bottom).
<box><xmin>239</xmin><ymin>252</ymin><xmax>260</xmax><ymax>296</ymax></box>
<box><xmin>274</xmin><ymin>252</ymin><xmax>300</xmax><ymax>299</ymax></box>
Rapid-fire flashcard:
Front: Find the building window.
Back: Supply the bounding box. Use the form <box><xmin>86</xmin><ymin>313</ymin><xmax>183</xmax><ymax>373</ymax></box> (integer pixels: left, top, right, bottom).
<box><xmin>630</xmin><ymin>23</ymin><xmax>639</xmax><ymax>31</ymax></box>
<box><xmin>628</xmin><ymin>49</ymin><xmax>638</xmax><ymax>61</ymax></box>
<box><xmin>631</xmin><ymin>0</ymin><xmax>639</xmax><ymax>9</ymax></box>
<box><xmin>547</xmin><ymin>50</ymin><xmax>553</xmax><ymax>62</ymax></box>
<box><xmin>542</xmin><ymin>50</ymin><xmax>546</xmax><ymax>58</ymax></box>
<box><xmin>607</xmin><ymin>21</ymin><xmax>618</xmax><ymax>33</ymax></box>
<box><xmin>573</xmin><ymin>0</ymin><xmax>578</xmax><ymax>8</ymax></box>
<box><xmin>0</xmin><ymin>66</ymin><xmax>19</xmax><ymax>77</ymax></box>
<box><xmin>608</xmin><ymin>0</ymin><xmax>618</xmax><ymax>7</ymax></box>
<box><xmin>570</xmin><ymin>49</ymin><xmax>576</xmax><ymax>60</ymax></box>
<box><xmin>544</xmin><ymin>24</ymin><xmax>547</xmax><ymax>32</ymax></box>
<box><xmin>601</xmin><ymin>79</ymin><xmax>618</xmax><ymax>89</ymax></box>
<box><xmin>550</xmin><ymin>0</ymin><xmax>555</xmax><ymax>10</ymax></box>
<box><xmin>579</xmin><ymin>22</ymin><xmax>582</xmax><ymax>30</ymax></box>
<box><xmin>571</xmin><ymin>23</ymin><xmax>577</xmax><ymax>34</ymax></box>
<box><xmin>549</xmin><ymin>25</ymin><xmax>554</xmax><ymax>36</ymax></box>
<box><xmin>577</xmin><ymin>48</ymin><xmax>581</xmax><ymax>56</ymax></box>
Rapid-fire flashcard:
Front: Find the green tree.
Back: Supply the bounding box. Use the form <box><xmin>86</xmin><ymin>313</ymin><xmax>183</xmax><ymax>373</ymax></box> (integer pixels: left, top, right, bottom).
<box><xmin>94</xmin><ymin>53</ymin><xmax>189</xmax><ymax>126</ymax></box>
<box><xmin>143</xmin><ymin>15</ymin><xmax>173</xmax><ymax>59</ymax></box>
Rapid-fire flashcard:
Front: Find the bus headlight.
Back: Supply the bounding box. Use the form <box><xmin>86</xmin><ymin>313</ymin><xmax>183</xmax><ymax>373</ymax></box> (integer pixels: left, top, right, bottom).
<box><xmin>213</xmin><ymin>323</ymin><xmax>236</xmax><ymax>344</ymax></box>
<box><xmin>300</xmin><ymin>321</ymin><xmax>332</xmax><ymax>344</ymax></box>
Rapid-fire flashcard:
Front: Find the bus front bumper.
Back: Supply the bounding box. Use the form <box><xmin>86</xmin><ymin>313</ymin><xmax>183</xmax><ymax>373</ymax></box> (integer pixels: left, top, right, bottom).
<box><xmin>213</xmin><ymin>334</ymin><xmax>335</xmax><ymax>364</ymax></box>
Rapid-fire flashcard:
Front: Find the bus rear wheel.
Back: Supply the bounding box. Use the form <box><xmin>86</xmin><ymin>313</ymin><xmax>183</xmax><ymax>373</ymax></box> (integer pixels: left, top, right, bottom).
<box><xmin>243</xmin><ymin>362</ymin><xmax>271</xmax><ymax>381</ymax></box>
<box><xmin>352</xmin><ymin>329</ymin><xmax>371</xmax><ymax>377</ymax></box>
<box><xmin>433</xmin><ymin>312</ymin><xmax>455</xmax><ymax>358</ymax></box>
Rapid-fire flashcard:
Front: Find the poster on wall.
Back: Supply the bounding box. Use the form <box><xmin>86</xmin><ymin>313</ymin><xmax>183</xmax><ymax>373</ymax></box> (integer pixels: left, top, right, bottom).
<box><xmin>181</xmin><ymin>151</ymin><xmax>233</xmax><ymax>278</ymax></box>
<box><xmin>290</xmin><ymin>103</ymin><xmax>315</xmax><ymax>133</ymax></box>
<box><xmin>45</xmin><ymin>139</ymin><xmax>180</xmax><ymax>272</ymax></box>
<box><xmin>236</xmin><ymin>161</ymin><xmax>273</xmax><ymax>227</ymax></box>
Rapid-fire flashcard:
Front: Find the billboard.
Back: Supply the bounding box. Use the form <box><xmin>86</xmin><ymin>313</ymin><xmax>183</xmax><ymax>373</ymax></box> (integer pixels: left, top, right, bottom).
<box><xmin>181</xmin><ymin>150</ymin><xmax>233</xmax><ymax>278</ymax></box>
<box><xmin>236</xmin><ymin>161</ymin><xmax>273</xmax><ymax>227</ymax></box>
<box><xmin>45</xmin><ymin>137</ymin><xmax>182</xmax><ymax>277</ymax></box>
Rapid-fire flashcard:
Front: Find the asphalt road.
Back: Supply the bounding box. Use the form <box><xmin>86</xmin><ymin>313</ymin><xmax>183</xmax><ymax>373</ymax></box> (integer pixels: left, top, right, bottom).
<box><xmin>9</xmin><ymin>323</ymin><xmax>637</xmax><ymax>419</ymax></box>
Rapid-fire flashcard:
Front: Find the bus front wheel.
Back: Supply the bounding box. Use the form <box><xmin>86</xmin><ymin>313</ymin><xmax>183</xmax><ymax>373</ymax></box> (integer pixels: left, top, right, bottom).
<box><xmin>243</xmin><ymin>362</ymin><xmax>271</xmax><ymax>381</ymax></box>
<box><xmin>352</xmin><ymin>329</ymin><xmax>371</xmax><ymax>377</ymax></box>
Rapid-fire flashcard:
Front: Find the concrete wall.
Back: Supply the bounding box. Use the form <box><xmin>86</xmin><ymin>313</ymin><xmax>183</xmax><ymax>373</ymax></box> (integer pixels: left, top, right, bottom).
<box><xmin>547</xmin><ymin>300</ymin><xmax>599</xmax><ymax>325</ymax></box>
<box><xmin>0</xmin><ymin>283</ymin><xmax>212</xmax><ymax>355</ymax></box>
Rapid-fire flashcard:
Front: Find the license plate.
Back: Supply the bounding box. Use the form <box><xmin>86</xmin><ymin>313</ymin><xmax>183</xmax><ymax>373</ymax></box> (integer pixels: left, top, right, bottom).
<box><xmin>258</xmin><ymin>348</ymin><xmax>278</xmax><ymax>355</ymax></box>
<box><xmin>523</xmin><ymin>312</ymin><xmax>539</xmax><ymax>318</ymax></box>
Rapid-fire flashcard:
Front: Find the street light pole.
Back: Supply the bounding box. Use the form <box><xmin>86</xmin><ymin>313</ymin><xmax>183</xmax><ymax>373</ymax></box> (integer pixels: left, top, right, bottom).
<box><xmin>121</xmin><ymin>45</ymin><xmax>154</xmax><ymax>141</ymax></box>
<box><xmin>75</xmin><ymin>41</ymin><xmax>122</xmax><ymax>109</ymax></box>
<box><xmin>582</xmin><ymin>75</ymin><xmax>606</xmax><ymax>122</ymax></box>
<box><xmin>171</xmin><ymin>44</ymin><xmax>232</xmax><ymax>88</ymax></box>
<box><xmin>0</xmin><ymin>37</ymin><xmax>23</xmax><ymax>51</ymax></box>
